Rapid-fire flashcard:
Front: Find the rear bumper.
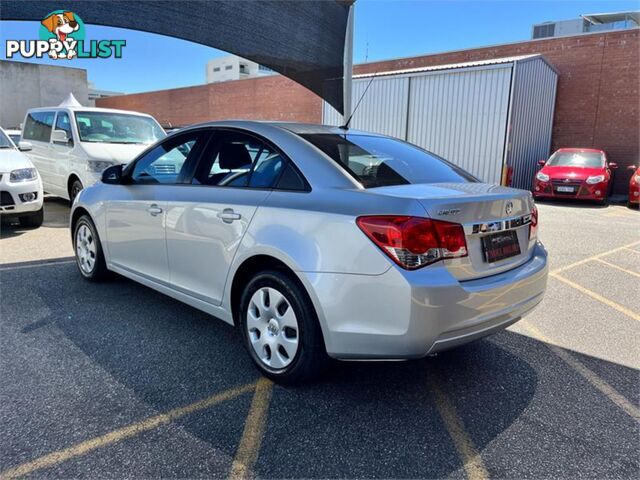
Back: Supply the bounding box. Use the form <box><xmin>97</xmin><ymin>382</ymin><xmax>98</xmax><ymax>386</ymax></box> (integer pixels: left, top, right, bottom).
<box><xmin>305</xmin><ymin>242</ymin><xmax>548</xmax><ymax>359</ymax></box>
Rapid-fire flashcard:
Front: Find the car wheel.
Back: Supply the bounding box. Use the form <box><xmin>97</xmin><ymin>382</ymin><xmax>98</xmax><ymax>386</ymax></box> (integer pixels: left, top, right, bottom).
<box><xmin>74</xmin><ymin>214</ymin><xmax>109</xmax><ymax>281</ymax></box>
<box><xmin>18</xmin><ymin>207</ymin><xmax>44</xmax><ymax>228</ymax></box>
<box><xmin>70</xmin><ymin>179</ymin><xmax>83</xmax><ymax>203</ymax></box>
<box><xmin>239</xmin><ymin>270</ymin><xmax>328</xmax><ymax>384</ymax></box>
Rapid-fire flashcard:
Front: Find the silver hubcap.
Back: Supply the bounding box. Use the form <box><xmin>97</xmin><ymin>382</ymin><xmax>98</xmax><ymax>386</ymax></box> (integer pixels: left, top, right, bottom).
<box><xmin>247</xmin><ymin>287</ymin><xmax>299</xmax><ymax>369</ymax></box>
<box><xmin>76</xmin><ymin>224</ymin><xmax>96</xmax><ymax>274</ymax></box>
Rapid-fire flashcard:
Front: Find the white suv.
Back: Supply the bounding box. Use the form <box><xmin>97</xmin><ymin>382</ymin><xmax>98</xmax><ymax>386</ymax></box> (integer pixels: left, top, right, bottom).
<box><xmin>0</xmin><ymin>127</ymin><xmax>44</xmax><ymax>228</ymax></box>
<box><xmin>20</xmin><ymin>106</ymin><xmax>165</xmax><ymax>202</ymax></box>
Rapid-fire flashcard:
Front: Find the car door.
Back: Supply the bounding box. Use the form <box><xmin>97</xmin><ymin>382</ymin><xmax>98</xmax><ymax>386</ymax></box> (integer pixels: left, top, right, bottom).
<box><xmin>50</xmin><ymin>111</ymin><xmax>75</xmax><ymax>190</ymax></box>
<box><xmin>165</xmin><ymin>129</ymin><xmax>285</xmax><ymax>305</ymax></box>
<box><xmin>105</xmin><ymin>131</ymin><xmax>206</xmax><ymax>284</ymax></box>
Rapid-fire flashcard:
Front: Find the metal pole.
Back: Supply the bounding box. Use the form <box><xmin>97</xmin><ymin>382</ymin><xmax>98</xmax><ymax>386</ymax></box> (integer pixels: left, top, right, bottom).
<box><xmin>342</xmin><ymin>3</ymin><xmax>354</xmax><ymax>124</ymax></box>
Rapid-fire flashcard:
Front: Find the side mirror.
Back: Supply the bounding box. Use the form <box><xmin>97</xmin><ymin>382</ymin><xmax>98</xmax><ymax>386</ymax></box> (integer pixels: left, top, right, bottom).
<box><xmin>52</xmin><ymin>129</ymin><xmax>72</xmax><ymax>146</ymax></box>
<box><xmin>608</xmin><ymin>162</ymin><xmax>618</xmax><ymax>169</ymax></box>
<box><xmin>18</xmin><ymin>141</ymin><xmax>33</xmax><ymax>152</ymax></box>
<box><xmin>538</xmin><ymin>159</ymin><xmax>546</xmax><ymax>166</ymax></box>
<box><xmin>102</xmin><ymin>164</ymin><xmax>124</xmax><ymax>184</ymax></box>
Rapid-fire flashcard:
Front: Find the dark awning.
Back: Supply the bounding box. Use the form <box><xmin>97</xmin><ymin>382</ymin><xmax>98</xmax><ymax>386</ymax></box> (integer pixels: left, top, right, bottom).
<box><xmin>1</xmin><ymin>0</ymin><xmax>354</xmax><ymax>114</ymax></box>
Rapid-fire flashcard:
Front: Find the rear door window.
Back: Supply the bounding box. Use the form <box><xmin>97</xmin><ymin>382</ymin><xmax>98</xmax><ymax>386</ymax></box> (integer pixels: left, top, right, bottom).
<box><xmin>23</xmin><ymin>111</ymin><xmax>55</xmax><ymax>142</ymax></box>
<box><xmin>192</xmin><ymin>131</ymin><xmax>285</xmax><ymax>189</ymax></box>
<box><xmin>300</xmin><ymin>133</ymin><xmax>477</xmax><ymax>188</ymax></box>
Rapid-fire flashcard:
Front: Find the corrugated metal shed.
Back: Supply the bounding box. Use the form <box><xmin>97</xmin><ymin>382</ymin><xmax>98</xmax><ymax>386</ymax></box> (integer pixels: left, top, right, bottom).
<box><xmin>323</xmin><ymin>54</ymin><xmax>558</xmax><ymax>189</ymax></box>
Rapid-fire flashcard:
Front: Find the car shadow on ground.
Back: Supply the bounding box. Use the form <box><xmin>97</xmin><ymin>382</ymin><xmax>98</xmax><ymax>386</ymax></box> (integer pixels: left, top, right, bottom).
<box><xmin>1</xmin><ymin>196</ymin><xmax>70</xmax><ymax>239</ymax></box>
<box><xmin>3</xmin><ymin>261</ymin><xmax>638</xmax><ymax>478</ymax></box>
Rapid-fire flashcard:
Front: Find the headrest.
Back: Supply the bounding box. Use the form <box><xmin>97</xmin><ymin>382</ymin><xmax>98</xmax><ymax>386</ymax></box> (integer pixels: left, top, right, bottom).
<box><xmin>219</xmin><ymin>143</ymin><xmax>252</xmax><ymax>170</ymax></box>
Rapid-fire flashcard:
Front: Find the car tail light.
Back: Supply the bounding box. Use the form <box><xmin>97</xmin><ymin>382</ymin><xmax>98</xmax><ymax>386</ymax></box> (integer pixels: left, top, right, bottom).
<box><xmin>356</xmin><ymin>216</ymin><xmax>468</xmax><ymax>270</ymax></box>
<box><xmin>529</xmin><ymin>206</ymin><xmax>538</xmax><ymax>240</ymax></box>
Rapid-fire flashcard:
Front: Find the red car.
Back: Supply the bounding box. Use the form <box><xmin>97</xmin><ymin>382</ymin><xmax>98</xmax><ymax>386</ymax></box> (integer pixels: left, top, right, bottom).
<box><xmin>628</xmin><ymin>165</ymin><xmax>640</xmax><ymax>208</ymax></box>
<box><xmin>533</xmin><ymin>148</ymin><xmax>617</xmax><ymax>205</ymax></box>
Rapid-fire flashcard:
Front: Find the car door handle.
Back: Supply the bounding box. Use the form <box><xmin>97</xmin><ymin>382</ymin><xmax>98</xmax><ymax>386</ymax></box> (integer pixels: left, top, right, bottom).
<box><xmin>147</xmin><ymin>204</ymin><xmax>163</xmax><ymax>216</ymax></box>
<box><xmin>217</xmin><ymin>209</ymin><xmax>241</xmax><ymax>223</ymax></box>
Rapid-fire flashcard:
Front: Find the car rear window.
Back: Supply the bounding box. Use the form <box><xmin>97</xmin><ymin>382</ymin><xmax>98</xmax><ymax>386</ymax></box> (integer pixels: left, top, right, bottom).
<box><xmin>299</xmin><ymin>133</ymin><xmax>477</xmax><ymax>188</ymax></box>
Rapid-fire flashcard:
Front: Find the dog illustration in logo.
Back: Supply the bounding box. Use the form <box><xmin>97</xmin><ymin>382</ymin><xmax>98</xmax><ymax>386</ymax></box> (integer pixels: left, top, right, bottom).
<box><xmin>41</xmin><ymin>11</ymin><xmax>79</xmax><ymax>59</ymax></box>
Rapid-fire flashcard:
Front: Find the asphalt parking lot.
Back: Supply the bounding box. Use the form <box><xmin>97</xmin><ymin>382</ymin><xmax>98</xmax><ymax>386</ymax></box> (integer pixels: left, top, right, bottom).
<box><xmin>1</xmin><ymin>197</ymin><xmax>638</xmax><ymax>479</ymax></box>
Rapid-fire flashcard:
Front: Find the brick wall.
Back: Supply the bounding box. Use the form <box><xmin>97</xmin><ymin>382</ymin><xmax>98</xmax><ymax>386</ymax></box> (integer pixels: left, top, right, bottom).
<box><xmin>98</xmin><ymin>29</ymin><xmax>639</xmax><ymax>193</ymax></box>
<box><xmin>97</xmin><ymin>74</ymin><xmax>322</xmax><ymax>126</ymax></box>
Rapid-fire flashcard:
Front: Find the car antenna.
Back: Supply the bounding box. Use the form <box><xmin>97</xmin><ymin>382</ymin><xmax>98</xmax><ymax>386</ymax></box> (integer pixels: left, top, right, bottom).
<box><xmin>339</xmin><ymin>72</ymin><xmax>378</xmax><ymax>131</ymax></box>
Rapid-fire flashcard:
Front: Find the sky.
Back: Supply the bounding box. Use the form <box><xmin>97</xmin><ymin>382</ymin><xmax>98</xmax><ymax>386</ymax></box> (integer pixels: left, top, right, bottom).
<box><xmin>1</xmin><ymin>0</ymin><xmax>638</xmax><ymax>94</ymax></box>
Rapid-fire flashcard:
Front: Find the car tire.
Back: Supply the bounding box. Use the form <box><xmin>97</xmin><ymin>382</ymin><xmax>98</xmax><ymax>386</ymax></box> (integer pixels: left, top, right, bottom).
<box><xmin>239</xmin><ymin>270</ymin><xmax>328</xmax><ymax>384</ymax></box>
<box><xmin>73</xmin><ymin>214</ymin><xmax>109</xmax><ymax>281</ymax></box>
<box><xmin>70</xmin><ymin>179</ymin><xmax>83</xmax><ymax>203</ymax></box>
<box><xmin>18</xmin><ymin>207</ymin><xmax>44</xmax><ymax>228</ymax></box>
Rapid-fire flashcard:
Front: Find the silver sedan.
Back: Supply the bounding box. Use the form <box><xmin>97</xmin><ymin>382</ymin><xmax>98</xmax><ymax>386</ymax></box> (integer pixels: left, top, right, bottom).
<box><xmin>71</xmin><ymin>121</ymin><xmax>548</xmax><ymax>383</ymax></box>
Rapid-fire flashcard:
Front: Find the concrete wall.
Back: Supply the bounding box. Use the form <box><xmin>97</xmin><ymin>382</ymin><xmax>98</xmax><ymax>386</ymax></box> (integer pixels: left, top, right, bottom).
<box><xmin>97</xmin><ymin>29</ymin><xmax>639</xmax><ymax>194</ymax></box>
<box><xmin>0</xmin><ymin>60</ymin><xmax>89</xmax><ymax>128</ymax></box>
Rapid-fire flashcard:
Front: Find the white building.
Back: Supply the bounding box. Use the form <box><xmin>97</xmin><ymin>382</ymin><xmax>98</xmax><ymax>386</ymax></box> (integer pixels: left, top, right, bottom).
<box><xmin>532</xmin><ymin>11</ymin><xmax>639</xmax><ymax>39</ymax></box>
<box><xmin>88</xmin><ymin>81</ymin><xmax>123</xmax><ymax>104</ymax></box>
<box><xmin>0</xmin><ymin>60</ymin><xmax>89</xmax><ymax>128</ymax></box>
<box><xmin>205</xmin><ymin>55</ymin><xmax>273</xmax><ymax>84</ymax></box>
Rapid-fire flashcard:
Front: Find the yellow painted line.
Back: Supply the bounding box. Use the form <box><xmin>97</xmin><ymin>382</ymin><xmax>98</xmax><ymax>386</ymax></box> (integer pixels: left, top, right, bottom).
<box><xmin>551</xmin><ymin>240</ymin><xmax>640</xmax><ymax>275</ymax></box>
<box><xmin>0</xmin><ymin>383</ymin><xmax>255</xmax><ymax>480</ymax></box>
<box><xmin>229</xmin><ymin>377</ymin><xmax>273</xmax><ymax>480</ymax></box>
<box><xmin>594</xmin><ymin>258</ymin><xmax>640</xmax><ymax>279</ymax></box>
<box><xmin>427</xmin><ymin>377</ymin><xmax>489</xmax><ymax>480</ymax></box>
<box><xmin>520</xmin><ymin>321</ymin><xmax>640</xmax><ymax>421</ymax></box>
<box><xmin>550</xmin><ymin>273</ymin><xmax>640</xmax><ymax>322</ymax></box>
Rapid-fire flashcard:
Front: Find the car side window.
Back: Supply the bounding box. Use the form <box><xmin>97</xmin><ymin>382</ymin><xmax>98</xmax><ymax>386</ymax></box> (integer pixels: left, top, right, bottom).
<box><xmin>23</xmin><ymin>111</ymin><xmax>55</xmax><ymax>142</ymax></box>
<box><xmin>130</xmin><ymin>132</ymin><xmax>201</xmax><ymax>185</ymax></box>
<box><xmin>54</xmin><ymin>112</ymin><xmax>73</xmax><ymax>144</ymax></box>
<box><xmin>192</xmin><ymin>131</ymin><xmax>284</xmax><ymax>188</ymax></box>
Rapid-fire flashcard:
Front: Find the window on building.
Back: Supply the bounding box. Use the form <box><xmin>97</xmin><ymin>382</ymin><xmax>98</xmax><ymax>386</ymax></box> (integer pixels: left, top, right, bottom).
<box><xmin>213</xmin><ymin>67</ymin><xmax>221</xmax><ymax>72</ymax></box>
<box><xmin>239</xmin><ymin>64</ymin><xmax>248</xmax><ymax>74</ymax></box>
<box><xmin>533</xmin><ymin>23</ymin><xmax>555</xmax><ymax>39</ymax></box>
<box><xmin>225</xmin><ymin>65</ymin><xmax>233</xmax><ymax>70</ymax></box>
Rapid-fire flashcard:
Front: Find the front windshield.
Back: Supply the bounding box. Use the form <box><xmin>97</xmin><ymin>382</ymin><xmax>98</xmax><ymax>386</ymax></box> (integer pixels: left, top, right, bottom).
<box><xmin>75</xmin><ymin>112</ymin><xmax>166</xmax><ymax>144</ymax></box>
<box><xmin>547</xmin><ymin>151</ymin><xmax>604</xmax><ymax>168</ymax></box>
<box><xmin>0</xmin><ymin>130</ymin><xmax>15</xmax><ymax>149</ymax></box>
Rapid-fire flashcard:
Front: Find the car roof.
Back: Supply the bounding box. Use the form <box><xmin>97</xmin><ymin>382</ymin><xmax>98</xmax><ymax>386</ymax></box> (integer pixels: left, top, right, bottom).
<box><xmin>26</xmin><ymin>106</ymin><xmax>155</xmax><ymax>117</ymax></box>
<box><xmin>556</xmin><ymin>148</ymin><xmax>605</xmax><ymax>154</ymax></box>
<box><xmin>180</xmin><ymin>120</ymin><xmax>386</xmax><ymax>138</ymax></box>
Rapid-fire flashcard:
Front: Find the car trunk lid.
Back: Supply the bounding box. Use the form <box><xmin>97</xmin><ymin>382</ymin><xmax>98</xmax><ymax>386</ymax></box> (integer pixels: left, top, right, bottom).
<box><xmin>369</xmin><ymin>182</ymin><xmax>537</xmax><ymax>280</ymax></box>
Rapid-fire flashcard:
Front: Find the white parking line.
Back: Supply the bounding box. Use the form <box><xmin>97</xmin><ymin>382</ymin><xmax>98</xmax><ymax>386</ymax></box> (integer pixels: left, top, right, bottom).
<box><xmin>0</xmin><ymin>260</ymin><xmax>75</xmax><ymax>271</ymax></box>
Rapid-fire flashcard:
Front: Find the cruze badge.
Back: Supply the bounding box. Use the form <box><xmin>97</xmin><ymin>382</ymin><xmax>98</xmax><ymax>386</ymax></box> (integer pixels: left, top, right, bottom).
<box><xmin>505</xmin><ymin>201</ymin><xmax>514</xmax><ymax>215</ymax></box>
<box><xmin>438</xmin><ymin>208</ymin><xmax>461</xmax><ymax>216</ymax></box>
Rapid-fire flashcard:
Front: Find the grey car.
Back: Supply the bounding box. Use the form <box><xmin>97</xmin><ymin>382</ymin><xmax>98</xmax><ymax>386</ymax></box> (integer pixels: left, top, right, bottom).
<box><xmin>71</xmin><ymin>121</ymin><xmax>548</xmax><ymax>383</ymax></box>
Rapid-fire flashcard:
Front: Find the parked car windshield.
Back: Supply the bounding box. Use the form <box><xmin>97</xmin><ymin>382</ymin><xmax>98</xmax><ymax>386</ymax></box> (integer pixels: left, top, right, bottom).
<box><xmin>546</xmin><ymin>151</ymin><xmax>604</xmax><ymax>168</ymax></box>
<box><xmin>75</xmin><ymin>112</ymin><xmax>166</xmax><ymax>144</ymax></box>
<box><xmin>299</xmin><ymin>133</ymin><xmax>477</xmax><ymax>188</ymax></box>
<box><xmin>0</xmin><ymin>130</ymin><xmax>15</xmax><ymax>149</ymax></box>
